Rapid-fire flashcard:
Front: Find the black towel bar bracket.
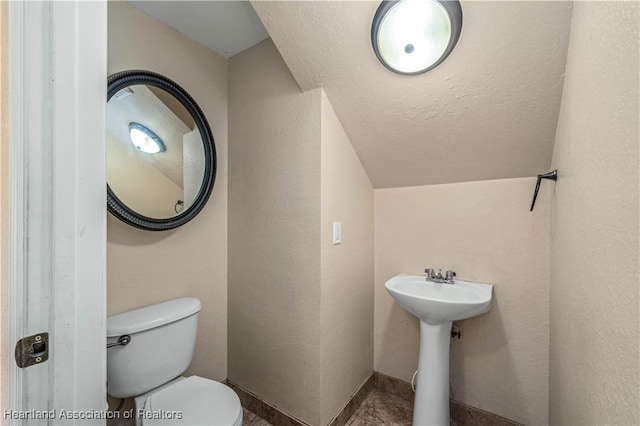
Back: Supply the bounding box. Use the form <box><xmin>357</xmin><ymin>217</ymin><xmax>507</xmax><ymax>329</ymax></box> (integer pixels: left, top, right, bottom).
<box><xmin>530</xmin><ymin>170</ymin><xmax>557</xmax><ymax>211</ymax></box>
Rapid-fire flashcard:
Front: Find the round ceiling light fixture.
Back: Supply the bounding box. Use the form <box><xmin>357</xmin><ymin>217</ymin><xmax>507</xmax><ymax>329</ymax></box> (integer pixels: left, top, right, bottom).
<box><xmin>371</xmin><ymin>0</ymin><xmax>462</xmax><ymax>75</ymax></box>
<box><xmin>128</xmin><ymin>122</ymin><xmax>166</xmax><ymax>154</ymax></box>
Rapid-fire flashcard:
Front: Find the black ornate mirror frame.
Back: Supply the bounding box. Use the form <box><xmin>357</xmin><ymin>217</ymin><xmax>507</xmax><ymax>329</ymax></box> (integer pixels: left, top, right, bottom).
<box><xmin>107</xmin><ymin>70</ymin><xmax>216</xmax><ymax>231</ymax></box>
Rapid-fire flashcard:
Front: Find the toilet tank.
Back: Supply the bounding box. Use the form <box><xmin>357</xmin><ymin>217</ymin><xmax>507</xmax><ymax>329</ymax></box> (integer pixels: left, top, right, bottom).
<box><xmin>106</xmin><ymin>297</ymin><xmax>201</xmax><ymax>398</ymax></box>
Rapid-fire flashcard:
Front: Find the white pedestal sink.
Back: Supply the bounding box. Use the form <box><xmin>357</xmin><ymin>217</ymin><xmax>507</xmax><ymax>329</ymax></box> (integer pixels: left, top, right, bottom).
<box><xmin>385</xmin><ymin>274</ymin><xmax>493</xmax><ymax>426</ymax></box>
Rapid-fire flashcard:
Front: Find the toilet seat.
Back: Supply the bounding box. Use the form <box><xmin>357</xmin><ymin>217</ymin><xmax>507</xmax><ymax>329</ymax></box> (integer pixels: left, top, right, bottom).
<box><xmin>142</xmin><ymin>376</ymin><xmax>242</xmax><ymax>426</ymax></box>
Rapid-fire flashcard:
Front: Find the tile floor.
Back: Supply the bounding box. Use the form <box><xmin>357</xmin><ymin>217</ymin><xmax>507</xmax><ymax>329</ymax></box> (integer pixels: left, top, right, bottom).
<box><xmin>243</xmin><ymin>407</ymin><xmax>273</xmax><ymax>426</ymax></box>
<box><xmin>243</xmin><ymin>388</ymin><xmax>417</xmax><ymax>426</ymax></box>
<box><xmin>346</xmin><ymin>389</ymin><xmax>413</xmax><ymax>425</ymax></box>
<box><xmin>106</xmin><ymin>388</ymin><xmax>471</xmax><ymax>426</ymax></box>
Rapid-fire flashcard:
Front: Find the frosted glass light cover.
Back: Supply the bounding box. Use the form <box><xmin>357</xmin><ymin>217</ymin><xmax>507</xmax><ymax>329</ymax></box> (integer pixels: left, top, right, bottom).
<box><xmin>129</xmin><ymin>124</ymin><xmax>165</xmax><ymax>153</ymax></box>
<box><xmin>373</xmin><ymin>0</ymin><xmax>461</xmax><ymax>74</ymax></box>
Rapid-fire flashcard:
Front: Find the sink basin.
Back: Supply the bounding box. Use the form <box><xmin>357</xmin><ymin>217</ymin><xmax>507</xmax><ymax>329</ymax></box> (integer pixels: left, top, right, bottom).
<box><xmin>385</xmin><ymin>274</ymin><xmax>493</xmax><ymax>325</ymax></box>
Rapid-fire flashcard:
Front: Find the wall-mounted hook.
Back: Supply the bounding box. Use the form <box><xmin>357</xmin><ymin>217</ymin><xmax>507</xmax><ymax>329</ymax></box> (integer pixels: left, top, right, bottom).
<box><xmin>530</xmin><ymin>170</ymin><xmax>557</xmax><ymax>211</ymax></box>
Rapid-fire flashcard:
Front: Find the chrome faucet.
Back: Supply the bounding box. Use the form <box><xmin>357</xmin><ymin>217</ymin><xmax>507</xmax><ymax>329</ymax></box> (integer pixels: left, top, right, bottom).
<box><xmin>425</xmin><ymin>268</ymin><xmax>456</xmax><ymax>284</ymax></box>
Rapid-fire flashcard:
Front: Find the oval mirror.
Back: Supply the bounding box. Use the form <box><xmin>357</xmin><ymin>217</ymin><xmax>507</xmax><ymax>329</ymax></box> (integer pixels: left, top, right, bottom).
<box><xmin>106</xmin><ymin>70</ymin><xmax>216</xmax><ymax>231</ymax></box>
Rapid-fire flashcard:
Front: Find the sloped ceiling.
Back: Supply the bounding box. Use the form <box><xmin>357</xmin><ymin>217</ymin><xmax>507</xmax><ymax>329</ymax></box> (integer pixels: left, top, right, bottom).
<box><xmin>128</xmin><ymin>1</ymin><xmax>269</xmax><ymax>58</ymax></box>
<box><xmin>252</xmin><ymin>1</ymin><xmax>573</xmax><ymax>188</ymax></box>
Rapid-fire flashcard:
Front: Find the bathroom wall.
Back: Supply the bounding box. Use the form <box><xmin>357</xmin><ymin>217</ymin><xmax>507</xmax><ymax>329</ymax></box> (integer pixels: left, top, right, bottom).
<box><xmin>229</xmin><ymin>40</ymin><xmax>375</xmax><ymax>425</ymax></box>
<box><xmin>228</xmin><ymin>39</ymin><xmax>323</xmax><ymax>425</ymax></box>
<box><xmin>320</xmin><ymin>91</ymin><xmax>374</xmax><ymax>424</ymax></box>
<box><xmin>374</xmin><ymin>179</ymin><xmax>550</xmax><ymax>425</ymax></box>
<box><xmin>107</xmin><ymin>2</ymin><xmax>229</xmax><ymax>381</ymax></box>
<box><xmin>549</xmin><ymin>2</ymin><xmax>640</xmax><ymax>424</ymax></box>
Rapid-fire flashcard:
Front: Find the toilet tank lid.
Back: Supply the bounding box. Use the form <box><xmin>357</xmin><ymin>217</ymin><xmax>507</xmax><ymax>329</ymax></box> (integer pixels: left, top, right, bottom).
<box><xmin>107</xmin><ymin>297</ymin><xmax>201</xmax><ymax>337</ymax></box>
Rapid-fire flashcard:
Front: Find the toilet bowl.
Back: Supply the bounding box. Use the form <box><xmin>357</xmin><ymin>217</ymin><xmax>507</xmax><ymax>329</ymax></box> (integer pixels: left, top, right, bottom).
<box><xmin>106</xmin><ymin>298</ymin><xmax>242</xmax><ymax>426</ymax></box>
<box><xmin>135</xmin><ymin>376</ymin><xmax>242</xmax><ymax>426</ymax></box>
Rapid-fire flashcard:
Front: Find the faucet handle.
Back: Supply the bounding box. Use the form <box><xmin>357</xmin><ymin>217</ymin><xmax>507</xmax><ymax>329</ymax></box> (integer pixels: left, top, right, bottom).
<box><xmin>445</xmin><ymin>270</ymin><xmax>456</xmax><ymax>281</ymax></box>
<box><xmin>425</xmin><ymin>268</ymin><xmax>434</xmax><ymax>278</ymax></box>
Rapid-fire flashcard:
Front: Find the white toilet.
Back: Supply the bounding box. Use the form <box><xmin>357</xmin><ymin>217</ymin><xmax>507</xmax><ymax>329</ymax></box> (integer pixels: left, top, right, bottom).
<box><xmin>106</xmin><ymin>297</ymin><xmax>242</xmax><ymax>426</ymax></box>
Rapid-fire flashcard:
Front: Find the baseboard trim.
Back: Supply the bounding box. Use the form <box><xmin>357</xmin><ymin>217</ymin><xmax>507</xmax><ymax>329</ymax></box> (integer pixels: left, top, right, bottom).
<box><xmin>374</xmin><ymin>372</ymin><xmax>522</xmax><ymax>426</ymax></box>
<box><xmin>226</xmin><ymin>373</ymin><xmax>376</xmax><ymax>426</ymax></box>
<box><xmin>327</xmin><ymin>373</ymin><xmax>376</xmax><ymax>426</ymax></box>
<box><xmin>375</xmin><ymin>371</ymin><xmax>414</xmax><ymax>401</ymax></box>
<box><xmin>227</xmin><ymin>372</ymin><xmax>521</xmax><ymax>426</ymax></box>
<box><xmin>225</xmin><ymin>380</ymin><xmax>308</xmax><ymax>426</ymax></box>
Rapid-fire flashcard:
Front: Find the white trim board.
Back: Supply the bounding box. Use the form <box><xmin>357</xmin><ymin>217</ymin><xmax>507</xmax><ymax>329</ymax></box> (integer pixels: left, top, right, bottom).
<box><xmin>7</xmin><ymin>1</ymin><xmax>107</xmax><ymax>423</ymax></box>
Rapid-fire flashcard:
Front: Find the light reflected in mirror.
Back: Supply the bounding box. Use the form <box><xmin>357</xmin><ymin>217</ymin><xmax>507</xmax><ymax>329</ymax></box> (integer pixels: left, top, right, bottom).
<box><xmin>106</xmin><ymin>84</ymin><xmax>206</xmax><ymax>220</ymax></box>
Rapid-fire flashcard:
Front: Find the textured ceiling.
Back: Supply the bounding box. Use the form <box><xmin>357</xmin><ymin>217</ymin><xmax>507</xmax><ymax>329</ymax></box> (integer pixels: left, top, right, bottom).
<box><xmin>252</xmin><ymin>1</ymin><xmax>574</xmax><ymax>188</ymax></box>
<box><xmin>128</xmin><ymin>1</ymin><xmax>268</xmax><ymax>58</ymax></box>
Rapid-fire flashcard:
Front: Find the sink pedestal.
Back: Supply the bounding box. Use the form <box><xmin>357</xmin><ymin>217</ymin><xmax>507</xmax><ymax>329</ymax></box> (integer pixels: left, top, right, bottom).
<box><xmin>413</xmin><ymin>320</ymin><xmax>452</xmax><ymax>426</ymax></box>
<box><xmin>384</xmin><ymin>275</ymin><xmax>493</xmax><ymax>426</ymax></box>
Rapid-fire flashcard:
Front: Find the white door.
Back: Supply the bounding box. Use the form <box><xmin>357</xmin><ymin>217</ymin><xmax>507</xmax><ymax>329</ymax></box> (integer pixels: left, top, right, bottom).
<box><xmin>6</xmin><ymin>1</ymin><xmax>107</xmax><ymax>424</ymax></box>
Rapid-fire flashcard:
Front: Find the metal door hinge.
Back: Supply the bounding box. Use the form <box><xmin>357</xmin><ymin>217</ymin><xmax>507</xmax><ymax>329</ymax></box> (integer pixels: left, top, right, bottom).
<box><xmin>15</xmin><ymin>332</ymin><xmax>49</xmax><ymax>368</ymax></box>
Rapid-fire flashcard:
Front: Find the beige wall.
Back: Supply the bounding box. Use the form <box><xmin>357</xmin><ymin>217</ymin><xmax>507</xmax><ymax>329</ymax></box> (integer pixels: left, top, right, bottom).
<box><xmin>320</xmin><ymin>90</ymin><xmax>374</xmax><ymax>424</ymax></box>
<box><xmin>374</xmin><ymin>178</ymin><xmax>550</xmax><ymax>425</ymax></box>
<box><xmin>229</xmin><ymin>42</ymin><xmax>375</xmax><ymax>426</ymax></box>
<box><xmin>184</xmin><ymin>129</ymin><xmax>205</xmax><ymax>209</ymax></box>
<box><xmin>107</xmin><ymin>2</ymin><xmax>229</xmax><ymax>381</ymax></box>
<box><xmin>549</xmin><ymin>2</ymin><xmax>640</xmax><ymax>424</ymax></box>
<box><xmin>228</xmin><ymin>39</ymin><xmax>323</xmax><ymax>425</ymax></box>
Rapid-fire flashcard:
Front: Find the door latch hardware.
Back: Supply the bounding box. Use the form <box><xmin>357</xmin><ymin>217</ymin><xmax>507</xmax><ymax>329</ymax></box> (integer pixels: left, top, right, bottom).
<box><xmin>15</xmin><ymin>332</ymin><xmax>49</xmax><ymax>368</ymax></box>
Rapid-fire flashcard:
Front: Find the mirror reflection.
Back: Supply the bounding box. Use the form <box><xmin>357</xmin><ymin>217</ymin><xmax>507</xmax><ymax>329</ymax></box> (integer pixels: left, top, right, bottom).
<box><xmin>106</xmin><ymin>84</ymin><xmax>205</xmax><ymax>220</ymax></box>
